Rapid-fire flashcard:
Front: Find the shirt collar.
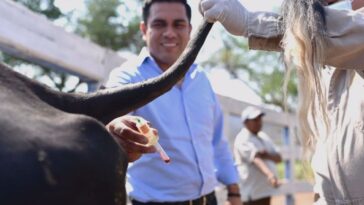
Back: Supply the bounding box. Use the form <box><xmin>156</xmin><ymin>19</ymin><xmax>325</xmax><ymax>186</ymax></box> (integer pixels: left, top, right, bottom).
<box><xmin>242</xmin><ymin>127</ymin><xmax>260</xmax><ymax>138</ymax></box>
<box><xmin>135</xmin><ymin>47</ymin><xmax>152</xmax><ymax>67</ymax></box>
<box><xmin>135</xmin><ymin>47</ymin><xmax>198</xmax><ymax>75</ymax></box>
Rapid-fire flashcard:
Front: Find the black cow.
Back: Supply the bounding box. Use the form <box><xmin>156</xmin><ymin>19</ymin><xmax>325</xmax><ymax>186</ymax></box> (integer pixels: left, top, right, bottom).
<box><xmin>0</xmin><ymin>22</ymin><xmax>212</xmax><ymax>205</ymax></box>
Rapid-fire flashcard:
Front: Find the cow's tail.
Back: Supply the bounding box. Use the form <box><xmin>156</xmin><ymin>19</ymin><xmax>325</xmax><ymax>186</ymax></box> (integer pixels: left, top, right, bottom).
<box><xmin>18</xmin><ymin>21</ymin><xmax>213</xmax><ymax>124</ymax></box>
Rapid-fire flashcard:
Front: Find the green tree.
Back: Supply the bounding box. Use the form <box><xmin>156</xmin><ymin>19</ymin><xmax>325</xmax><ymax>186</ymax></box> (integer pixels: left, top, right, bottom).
<box><xmin>13</xmin><ymin>0</ymin><xmax>62</xmax><ymax>20</ymax></box>
<box><xmin>77</xmin><ymin>0</ymin><xmax>144</xmax><ymax>53</ymax></box>
<box><xmin>202</xmin><ymin>33</ymin><xmax>298</xmax><ymax>110</ymax></box>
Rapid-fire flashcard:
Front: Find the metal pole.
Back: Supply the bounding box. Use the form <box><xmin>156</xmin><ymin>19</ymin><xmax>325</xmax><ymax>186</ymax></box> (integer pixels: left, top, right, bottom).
<box><xmin>87</xmin><ymin>81</ymin><xmax>100</xmax><ymax>92</ymax></box>
<box><xmin>283</xmin><ymin>126</ymin><xmax>294</xmax><ymax>205</ymax></box>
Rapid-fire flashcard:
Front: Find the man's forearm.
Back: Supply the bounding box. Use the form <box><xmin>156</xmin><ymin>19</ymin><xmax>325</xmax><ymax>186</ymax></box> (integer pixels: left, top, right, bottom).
<box><xmin>253</xmin><ymin>157</ymin><xmax>275</xmax><ymax>178</ymax></box>
<box><xmin>266</xmin><ymin>153</ymin><xmax>282</xmax><ymax>163</ymax></box>
<box><xmin>248</xmin><ymin>8</ymin><xmax>364</xmax><ymax>68</ymax></box>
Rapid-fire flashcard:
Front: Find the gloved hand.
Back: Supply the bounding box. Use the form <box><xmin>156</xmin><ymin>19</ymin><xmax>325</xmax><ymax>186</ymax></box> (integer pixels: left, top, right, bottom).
<box><xmin>200</xmin><ymin>0</ymin><xmax>250</xmax><ymax>36</ymax></box>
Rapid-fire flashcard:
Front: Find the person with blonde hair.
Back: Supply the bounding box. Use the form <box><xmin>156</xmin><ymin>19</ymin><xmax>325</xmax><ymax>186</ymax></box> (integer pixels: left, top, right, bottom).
<box><xmin>200</xmin><ymin>0</ymin><xmax>364</xmax><ymax>204</ymax></box>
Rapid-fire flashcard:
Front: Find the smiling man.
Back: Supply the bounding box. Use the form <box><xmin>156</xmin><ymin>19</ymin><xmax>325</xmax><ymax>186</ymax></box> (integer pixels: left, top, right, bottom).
<box><xmin>139</xmin><ymin>0</ymin><xmax>191</xmax><ymax>71</ymax></box>
<box><xmin>104</xmin><ymin>1</ymin><xmax>241</xmax><ymax>205</ymax></box>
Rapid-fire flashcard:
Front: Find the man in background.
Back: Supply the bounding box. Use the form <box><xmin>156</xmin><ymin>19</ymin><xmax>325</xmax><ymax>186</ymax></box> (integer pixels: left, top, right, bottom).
<box><xmin>234</xmin><ymin>106</ymin><xmax>282</xmax><ymax>205</ymax></box>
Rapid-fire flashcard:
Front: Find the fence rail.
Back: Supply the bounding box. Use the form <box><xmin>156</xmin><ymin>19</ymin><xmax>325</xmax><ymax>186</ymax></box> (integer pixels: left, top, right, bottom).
<box><xmin>0</xmin><ymin>0</ymin><xmax>124</xmax><ymax>82</ymax></box>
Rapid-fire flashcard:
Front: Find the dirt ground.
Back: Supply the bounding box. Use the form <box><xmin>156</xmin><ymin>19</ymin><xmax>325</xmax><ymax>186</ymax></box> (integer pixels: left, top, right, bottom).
<box><xmin>271</xmin><ymin>192</ymin><xmax>314</xmax><ymax>205</ymax></box>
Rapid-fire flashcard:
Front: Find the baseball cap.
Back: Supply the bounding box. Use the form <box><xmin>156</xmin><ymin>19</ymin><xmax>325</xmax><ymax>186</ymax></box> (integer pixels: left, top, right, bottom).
<box><xmin>241</xmin><ymin>106</ymin><xmax>265</xmax><ymax>122</ymax></box>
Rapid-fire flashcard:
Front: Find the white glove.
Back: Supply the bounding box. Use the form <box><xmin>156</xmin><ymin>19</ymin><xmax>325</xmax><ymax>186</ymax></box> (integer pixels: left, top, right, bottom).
<box><xmin>200</xmin><ymin>0</ymin><xmax>249</xmax><ymax>36</ymax></box>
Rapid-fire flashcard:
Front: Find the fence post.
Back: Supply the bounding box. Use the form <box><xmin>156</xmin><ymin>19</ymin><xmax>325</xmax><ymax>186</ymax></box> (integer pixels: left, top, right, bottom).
<box><xmin>87</xmin><ymin>82</ymin><xmax>99</xmax><ymax>92</ymax></box>
<box><xmin>283</xmin><ymin>126</ymin><xmax>294</xmax><ymax>205</ymax></box>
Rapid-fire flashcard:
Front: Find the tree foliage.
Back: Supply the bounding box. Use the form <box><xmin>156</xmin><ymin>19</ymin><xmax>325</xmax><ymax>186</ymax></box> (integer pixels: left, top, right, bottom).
<box><xmin>202</xmin><ymin>33</ymin><xmax>298</xmax><ymax>110</ymax></box>
<box><xmin>13</xmin><ymin>0</ymin><xmax>62</xmax><ymax>20</ymax></box>
<box><xmin>76</xmin><ymin>0</ymin><xmax>144</xmax><ymax>53</ymax></box>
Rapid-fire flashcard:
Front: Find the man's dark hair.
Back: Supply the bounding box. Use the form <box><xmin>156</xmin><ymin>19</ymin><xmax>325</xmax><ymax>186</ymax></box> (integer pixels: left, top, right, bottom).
<box><xmin>142</xmin><ymin>0</ymin><xmax>192</xmax><ymax>24</ymax></box>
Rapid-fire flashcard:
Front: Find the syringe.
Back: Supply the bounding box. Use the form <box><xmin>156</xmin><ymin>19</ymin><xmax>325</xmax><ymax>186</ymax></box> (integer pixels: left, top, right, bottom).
<box><xmin>135</xmin><ymin>118</ymin><xmax>171</xmax><ymax>163</ymax></box>
<box><xmin>154</xmin><ymin>142</ymin><xmax>171</xmax><ymax>163</ymax></box>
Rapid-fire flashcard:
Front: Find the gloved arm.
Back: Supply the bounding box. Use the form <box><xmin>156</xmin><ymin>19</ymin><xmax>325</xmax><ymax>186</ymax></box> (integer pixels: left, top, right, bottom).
<box><xmin>200</xmin><ymin>0</ymin><xmax>249</xmax><ymax>36</ymax></box>
<box><xmin>200</xmin><ymin>0</ymin><xmax>282</xmax><ymax>45</ymax></box>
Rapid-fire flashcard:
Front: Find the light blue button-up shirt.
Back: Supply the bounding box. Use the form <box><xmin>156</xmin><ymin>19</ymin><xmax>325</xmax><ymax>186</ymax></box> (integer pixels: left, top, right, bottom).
<box><xmin>106</xmin><ymin>48</ymin><xmax>238</xmax><ymax>202</ymax></box>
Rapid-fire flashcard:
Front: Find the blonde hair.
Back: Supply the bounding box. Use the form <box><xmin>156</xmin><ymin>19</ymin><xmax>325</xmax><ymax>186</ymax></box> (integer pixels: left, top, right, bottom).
<box><xmin>281</xmin><ymin>0</ymin><xmax>330</xmax><ymax>154</ymax></box>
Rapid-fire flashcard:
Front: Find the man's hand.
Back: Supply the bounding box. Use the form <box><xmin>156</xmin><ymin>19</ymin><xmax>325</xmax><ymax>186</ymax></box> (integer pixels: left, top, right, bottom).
<box><xmin>267</xmin><ymin>174</ymin><xmax>280</xmax><ymax>188</ymax></box>
<box><xmin>106</xmin><ymin>115</ymin><xmax>157</xmax><ymax>162</ymax></box>
<box><xmin>225</xmin><ymin>195</ymin><xmax>242</xmax><ymax>205</ymax></box>
<box><xmin>225</xmin><ymin>184</ymin><xmax>242</xmax><ymax>205</ymax></box>
<box><xmin>200</xmin><ymin>0</ymin><xmax>249</xmax><ymax>36</ymax></box>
